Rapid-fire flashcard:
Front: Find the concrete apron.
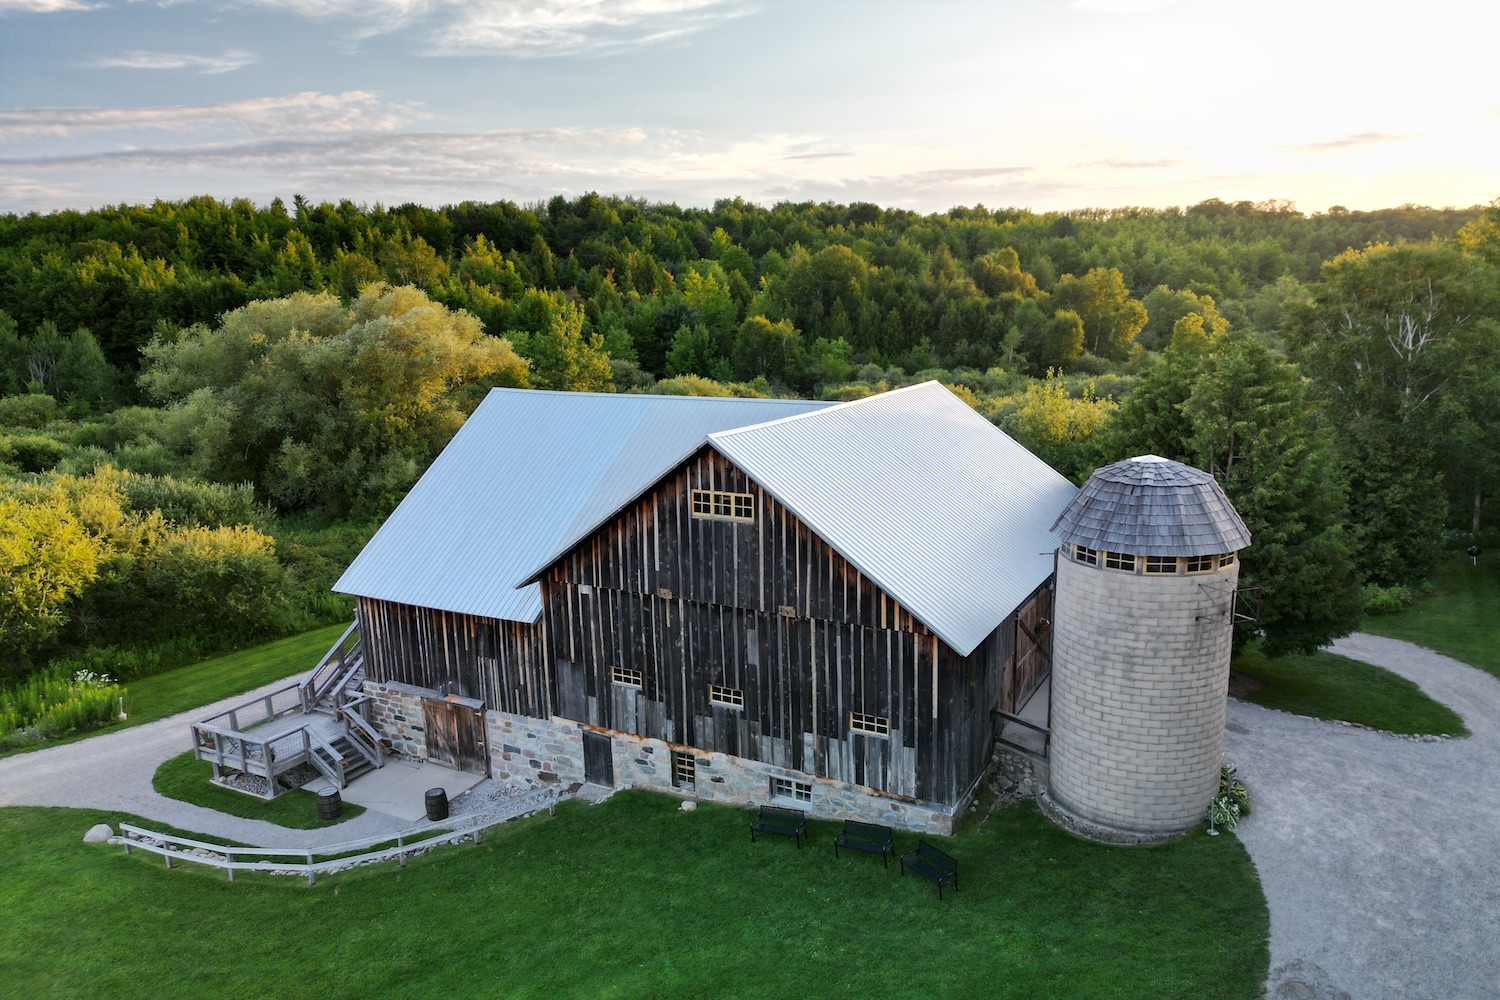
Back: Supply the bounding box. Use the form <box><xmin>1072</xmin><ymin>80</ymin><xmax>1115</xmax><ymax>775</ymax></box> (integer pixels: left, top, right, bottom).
<box><xmin>308</xmin><ymin>757</ymin><xmax>485</xmax><ymax>822</ymax></box>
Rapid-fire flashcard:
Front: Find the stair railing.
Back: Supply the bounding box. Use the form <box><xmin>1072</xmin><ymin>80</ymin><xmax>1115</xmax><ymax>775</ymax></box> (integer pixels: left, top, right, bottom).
<box><xmin>300</xmin><ymin>622</ymin><xmax>359</xmax><ymax>713</ymax></box>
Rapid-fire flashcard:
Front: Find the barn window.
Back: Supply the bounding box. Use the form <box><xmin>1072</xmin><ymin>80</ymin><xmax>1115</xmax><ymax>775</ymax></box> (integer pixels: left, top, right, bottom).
<box><xmin>611</xmin><ymin>666</ymin><xmax>642</xmax><ymax>687</ymax></box>
<box><xmin>709</xmin><ymin>684</ymin><xmax>744</xmax><ymax>709</ymax></box>
<box><xmin>672</xmin><ymin>751</ymin><xmax>696</xmax><ymax>788</ymax></box>
<box><xmin>1073</xmin><ymin>544</ymin><xmax>1098</xmax><ymax>565</ymax></box>
<box><xmin>690</xmin><ymin>489</ymin><xmax>754</xmax><ymax>522</ymax></box>
<box><xmin>1219</xmin><ymin>551</ymin><xmax>1238</xmax><ymax>568</ymax></box>
<box><xmin>849</xmin><ymin>712</ymin><xmax>890</xmax><ymax>737</ymax></box>
<box><xmin>1105</xmin><ymin>551</ymin><xmax>1137</xmax><ymax>572</ymax></box>
<box><xmin>1185</xmin><ymin>554</ymin><xmax>1216</xmax><ymax>574</ymax></box>
<box><xmin>1143</xmin><ymin>555</ymin><xmax>1177</xmax><ymax>575</ymax></box>
<box><xmin>770</xmin><ymin>777</ymin><xmax>812</xmax><ymax>802</ymax></box>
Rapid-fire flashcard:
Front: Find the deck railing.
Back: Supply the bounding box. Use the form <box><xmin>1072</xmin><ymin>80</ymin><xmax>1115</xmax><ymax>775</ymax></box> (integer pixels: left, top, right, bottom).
<box><xmin>301</xmin><ymin>622</ymin><xmax>361</xmax><ymax>713</ymax></box>
<box><xmin>117</xmin><ymin>786</ymin><xmax>560</xmax><ymax>885</ymax></box>
<box><xmin>191</xmin><ymin>723</ymin><xmax>322</xmax><ymax>798</ymax></box>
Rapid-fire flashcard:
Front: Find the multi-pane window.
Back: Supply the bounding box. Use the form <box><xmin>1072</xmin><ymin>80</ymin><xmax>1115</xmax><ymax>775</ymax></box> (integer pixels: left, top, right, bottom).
<box><xmin>672</xmin><ymin>751</ymin><xmax>696</xmax><ymax>788</ymax></box>
<box><xmin>611</xmin><ymin>666</ymin><xmax>642</xmax><ymax>687</ymax></box>
<box><xmin>1073</xmin><ymin>544</ymin><xmax>1098</xmax><ymax>565</ymax></box>
<box><xmin>1185</xmin><ymin>554</ymin><xmax>1217</xmax><ymax>574</ymax></box>
<box><xmin>1219</xmin><ymin>551</ymin><xmax>1238</xmax><ymax>567</ymax></box>
<box><xmin>690</xmin><ymin>489</ymin><xmax>754</xmax><ymax>522</ymax></box>
<box><xmin>709</xmin><ymin>684</ymin><xmax>744</xmax><ymax>709</ymax></box>
<box><xmin>1105</xmin><ymin>551</ymin><xmax>1137</xmax><ymax>572</ymax></box>
<box><xmin>849</xmin><ymin>712</ymin><xmax>890</xmax><ymax>737</ymax></box>
<box><xmin>771</xmin><ymin>777</ymin><xmax>812</xmax><ymax>802</ymax></box>
<box><xmin>1143</xmin><ymin>555</ymin><xmax>1178</xmax><ymax>575</ymax></box>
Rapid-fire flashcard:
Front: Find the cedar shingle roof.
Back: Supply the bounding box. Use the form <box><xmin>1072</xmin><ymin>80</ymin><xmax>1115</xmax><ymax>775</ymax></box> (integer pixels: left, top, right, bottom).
<box><xmin>1051</xmin><ymin>455</ymin><xmax>1251</xmax><ymax>557</ymax></box>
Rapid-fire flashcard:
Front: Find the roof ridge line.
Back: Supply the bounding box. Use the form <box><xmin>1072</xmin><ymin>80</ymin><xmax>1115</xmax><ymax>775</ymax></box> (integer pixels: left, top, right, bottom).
<box><xmin>709</xmin><ymin>380</ymin><xmax>944</xmax><ymax>442</ymax></box>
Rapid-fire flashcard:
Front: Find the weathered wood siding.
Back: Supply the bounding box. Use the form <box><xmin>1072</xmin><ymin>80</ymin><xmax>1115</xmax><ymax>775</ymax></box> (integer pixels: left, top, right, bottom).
<box><xmin>356</xmin><ymin>597</ymin><xmax>549</xmax><ymax>720</ymax></box>
<box><xmin>542</xmin><ymin>446</ymin><xmax>1031</xmax><ymax>806</ymax></box>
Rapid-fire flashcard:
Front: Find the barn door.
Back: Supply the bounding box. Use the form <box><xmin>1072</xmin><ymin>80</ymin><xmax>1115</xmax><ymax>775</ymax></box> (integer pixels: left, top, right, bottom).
<box><xmin>582</xmin><ymin>730</ymin><xmax>614</xmax><ymax>786</ymax></box>
<box><xmin>1011</xmin><ymin>587</ymin><xmax>1054</xmax><ymax>711</ymax></box>
<box><xmin>422</xmin><ymin>697</ymin><xmax>488</xmax><ymax>776</ymax></box>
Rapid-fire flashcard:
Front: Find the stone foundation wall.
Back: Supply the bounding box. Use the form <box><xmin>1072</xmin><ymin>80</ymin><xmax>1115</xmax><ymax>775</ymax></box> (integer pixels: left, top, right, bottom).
<box><xmin>495</xmin><ymin>719</ymin><xmax>959</xmax><ymax>834</ymax></box>
<box><xmin>487</xmin><ymin>710</ymin><xmax>586</xmax><ymax>787</ymax></box>
<box><xmin>364</xmin><ymin>680</ymin><xmax>432</xmax><ymax>758</ymax></box>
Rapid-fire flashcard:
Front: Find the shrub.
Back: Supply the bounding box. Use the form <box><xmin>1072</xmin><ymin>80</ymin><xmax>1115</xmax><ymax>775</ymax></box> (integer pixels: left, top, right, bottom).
<box><xmin>117</xmin><ymin>472</ymin><xmax>264</xmax><ymax>528</ymax></box>
<box><xmin>0</xmin><ymin>393</ymin><xmax>60</xmax><ymax>429</ymax></box>
<box><xmin>1362</xmin><ymin>583</ymin><xmax>1416</xmax><ymax>616</ymax></box>
<box><xmin>0</xmin><ymin>434</ymin><xmax>69</xmax><ymax>473</ymax></box>
<box><xmin>0</xmin><ymin>665</ymin><xmax>124</xmax><ymax>749</ymax></box>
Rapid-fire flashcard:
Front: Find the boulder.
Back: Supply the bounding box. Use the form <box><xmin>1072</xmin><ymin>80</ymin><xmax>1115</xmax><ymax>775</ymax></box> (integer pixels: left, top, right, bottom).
<box><xmin>83</xmin><ymin>824</ymin><xmax>113</xmax><ymax>844</ymax></box>
<box><xmin>679</xmin><ymin>800</ymin><xmax>697</xmax><ymax>812</ymax></box>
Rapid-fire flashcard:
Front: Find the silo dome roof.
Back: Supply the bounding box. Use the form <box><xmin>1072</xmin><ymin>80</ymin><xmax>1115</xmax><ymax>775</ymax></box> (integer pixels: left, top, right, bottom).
<box><xmin>1051</xmin><ymin>455</ymin><xmax>1251</xmax><ymax>557</ymax></box>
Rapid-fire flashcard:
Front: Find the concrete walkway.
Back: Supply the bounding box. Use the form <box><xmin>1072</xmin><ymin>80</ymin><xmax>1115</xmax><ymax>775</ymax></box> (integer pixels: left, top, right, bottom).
<box><xmin>1225</xmin><ymin>633</ymin><xmax>1500</xmax><ymax>1000</ymax></box>
<box><xmin>0</xmin><ymin>674</ymin><xmax>486</xmax><ymax>849</ymax></box>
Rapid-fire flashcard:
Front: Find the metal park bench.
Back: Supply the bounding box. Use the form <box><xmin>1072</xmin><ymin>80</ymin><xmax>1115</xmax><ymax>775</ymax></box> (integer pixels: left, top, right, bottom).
<box><xmin>900</xmin><ymin>840</ymin><xmax>958</xmax><ymax>898</ymax></box>
<box><xmin>833</xmin><ymin>820</ymin><xmax>894</xmax><ymax>867</ymax></box>
<box><xmin>750</xmin><ymin>805</ymin><xmax>808</xmax><ymax>847</ymax></box>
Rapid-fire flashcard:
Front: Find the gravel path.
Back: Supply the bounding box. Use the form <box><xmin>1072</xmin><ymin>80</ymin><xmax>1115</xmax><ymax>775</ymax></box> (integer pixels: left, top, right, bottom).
<box><xmin>1225</xmin><ymin>633</ymin><xmax>1500</xmax><ymax>1000</ymax></box>
<box><xmin>0</xmin><ymin>674</ymin><xmax>436</xmax><ymax>849</ymax></box>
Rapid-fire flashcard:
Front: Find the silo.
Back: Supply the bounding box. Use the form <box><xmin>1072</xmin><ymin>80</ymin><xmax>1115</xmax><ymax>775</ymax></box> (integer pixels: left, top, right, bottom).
<box><xmin>1043</xmin><ymin>455</ymin><xmax>1251</xmax><ymax>841</ymax></box>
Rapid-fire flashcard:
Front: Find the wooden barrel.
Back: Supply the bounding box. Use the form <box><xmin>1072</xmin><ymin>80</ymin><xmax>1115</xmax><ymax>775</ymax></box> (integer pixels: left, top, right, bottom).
<box><xmin>317</xmin><ymin>787</ymin><xmax>342</xmax><ymax>821</ymax></box>
<box><xmin>425</xmin><ymin>787</ymin><xmax>449</xmax><ymax>821</ymax></box>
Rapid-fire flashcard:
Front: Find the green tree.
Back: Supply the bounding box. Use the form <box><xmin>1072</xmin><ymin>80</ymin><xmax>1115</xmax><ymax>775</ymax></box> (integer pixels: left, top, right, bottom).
<box><xmin>0</xmin><ymin>488</ymin><xmax>99</xmax><ymax>670</ymax></box>
<box><xmin>1052</xmin><ymin>267</ymin><xmax>1148</xmax><ymax>360</ymax></box>
<box><xmin>1110</xmin><ymin>332</ymin><xmax>1361</xmax><ymax>654</ymax></box>
<box><xmin>528</xmin><ymin>305</ymin><xmax>614</xmax><ymax>392</ymax></box>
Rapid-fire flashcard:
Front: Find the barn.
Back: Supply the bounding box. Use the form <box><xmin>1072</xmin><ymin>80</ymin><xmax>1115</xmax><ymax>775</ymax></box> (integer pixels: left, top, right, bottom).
<box><xmin>334</xmin><ymin>382</ymin><xmax>1079</xmax><ymax>833</ymax></box>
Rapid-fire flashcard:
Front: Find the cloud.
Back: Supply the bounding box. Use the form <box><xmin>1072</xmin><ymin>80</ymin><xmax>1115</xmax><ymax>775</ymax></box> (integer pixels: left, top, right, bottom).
<box><xmin>0</xmin><ymin>92</ymin><xmax>425</xmax><ymax>140</ymax></box>
<box><xmin>1092</xmin><ymin>158</ymin><xmax>1183</xmax><ymax>169</ymax></box>
<box><xmin>782</xmin><ymin>151</ymin><xmax>853</xmax><ymax>161</ymax></box>
<box><xmin>1070</xmin><ymin>0</ymin><xmax>1175</xmax><ymax>11</ymax></box>
<box><xmin>1284</xmin><ymin>131</ymin><xmax>1408</xmax><ymax>153</ymax></box>
<box><xmin>0</xmin><ymin>0</ymin><xmax>98</xmax><ymax>11</ymax></box>
<box><xmin>238</xmin><ymin>0</ymin><xmax>742</xmax><ymax>54</ymax></box>
<box><xmin>94</xmin><ymin>50</ymin><xmax>257</xmax><ymax>74</ymax></box>
<box><xmin>898</xmin><ymin>166</ymin><xmax>1030</xmax><ymax>185</ymax></box>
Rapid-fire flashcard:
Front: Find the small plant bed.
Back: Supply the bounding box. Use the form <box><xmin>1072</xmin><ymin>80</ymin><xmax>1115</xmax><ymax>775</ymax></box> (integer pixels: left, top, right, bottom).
<box><xmin>153</xmin><ymin>751</ymin><xmax>365</xmax><ymax>829</ymax></box>
<box><xmin>3</xmin><ymin>792</ymin><xmax>1267</xmax><ymax>998</ymax></box>
<box><xmin>0</xmin><ymin>623</ymin><xmax>349</xmax><ymax>759</ymax></box>
<box><xmin>1230</xmin><ymin>643</ymin><xmax>1468</xmax><ymax>737</ymax></box>
<box><xmin>1362</xmin><ymin>550</ymin><xmax>1500</xmax><ymax>681</ymax></box>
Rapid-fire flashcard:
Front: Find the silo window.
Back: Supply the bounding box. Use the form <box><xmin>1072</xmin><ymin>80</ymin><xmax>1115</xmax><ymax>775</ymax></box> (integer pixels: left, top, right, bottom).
<box><xmin>1144</xmin><ymin>555</ymin><xmax>1177</xmax><ymax>575</ymax></box>
<box><xmin>1185</xmin><ymin>555</ymin><xmax>1216</xmax><ymax>574</ymax></box>
<box><xmin>1105</xmin><ymin>551</ymin><xmax>1137</xmax><ymax>571</ymax></box>
<box><xmin>1073</xmin><ymin>545</ymin><xmax>1098</xmax><ymax>565</ymax></box>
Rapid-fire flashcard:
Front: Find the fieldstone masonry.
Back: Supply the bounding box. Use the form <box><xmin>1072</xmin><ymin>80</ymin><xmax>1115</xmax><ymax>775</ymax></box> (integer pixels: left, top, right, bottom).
<box><xmin>1047</xmin><ymin>554</ymin><xmax>1238</xmax><ymax>838</ymax></box>
<box><xmin>364</xmin><ymin>680</ymin><xmax>430</xmax><ymax>759</ymax></box>
<box><xmin>485</xmin><ymin>710</ymin><xmax>959</xmax><ymax>834</ymax></box>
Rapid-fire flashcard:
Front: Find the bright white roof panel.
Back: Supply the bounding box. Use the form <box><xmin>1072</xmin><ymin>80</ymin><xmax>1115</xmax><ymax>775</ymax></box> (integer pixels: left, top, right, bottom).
<box><xmin>333</xmin><ymin>388</ymin><xmax>831</xmax><ymax>622</ymax></box>
<box><xmin>708</xmin><ymin>382</ymin><xmax>1079</xmax><ymax>656</ymax></box>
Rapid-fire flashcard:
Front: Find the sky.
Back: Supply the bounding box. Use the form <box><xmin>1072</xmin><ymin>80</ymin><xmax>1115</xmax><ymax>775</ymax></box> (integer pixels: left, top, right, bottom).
<box><xmin>1</xmin><ymin>0</ymin><xmax>1497</xmax><ymax>216</ymax></box>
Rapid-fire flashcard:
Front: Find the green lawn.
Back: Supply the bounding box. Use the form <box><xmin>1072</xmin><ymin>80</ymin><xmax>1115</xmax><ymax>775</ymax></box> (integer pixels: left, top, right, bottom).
<box><xmin>1230</xmin><ymin>645</ymin><xmax>1468</xmax><ymax>736</ymax></box>
<box><xmin>152</xmin><ymin>750</ymin><xmax>366</xmax><ymax>829</ymax></box>
<box><xmin>1</xmin><ymin>793</ymin><xmax>1268</xmax><ymax>999</ymax></box>
<box><xmin>0</xmin><ymin>623</ymin><xmax>349</xmax><ymax>759</ymax></box>
<box><xmin>1362</xmin><ymin>552</ymin><xmax>1500</xmax><ymax>680</ymax></box>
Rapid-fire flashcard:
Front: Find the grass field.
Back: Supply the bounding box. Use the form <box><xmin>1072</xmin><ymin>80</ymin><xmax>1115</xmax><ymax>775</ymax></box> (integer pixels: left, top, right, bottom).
<box><xmin>152</xmin><ymin>750</ymin><xmax>366</xmax><ymax>829</ymax></box>
<box><xmin>1230</xmin><ymin>645</ymin><xmax>1468</xmax><ymax>736</ymax></box>
<box><xmin>1362</xmin><ymin>552</ymin><xmax>1500</xmax><ymax>680</ymax></box>
<box><xmin>1</xmin><ymin>792</ymin><xmax>1267</xmax><ymax>1000</ymax></box>
<box><xmin>0</xmin><ymin>623</ymin><xmax>349</xmax><ymax>759</ymax></box>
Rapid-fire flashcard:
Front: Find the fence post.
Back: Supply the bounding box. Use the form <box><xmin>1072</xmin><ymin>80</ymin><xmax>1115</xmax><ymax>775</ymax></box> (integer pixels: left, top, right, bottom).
<box><xmin>398</xmin><ymin>834</ymin><xmax>407</xmax><ymax>868</ymax></box>
<box><xmin>226</xmin><ymin>850</ymin><xmax>235</xmax><ymax>882</ymax></box>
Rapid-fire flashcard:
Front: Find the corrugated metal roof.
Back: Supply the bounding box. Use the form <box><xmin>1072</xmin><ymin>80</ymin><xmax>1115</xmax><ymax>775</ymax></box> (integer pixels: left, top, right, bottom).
<box><xmin>707</xmin><ymin>382</ymin><xmax>1080</xmax><ymax>657</ymax></box>
<box><xmin>333</xmin><ymin>388</ymin><xmax>832</xmax><ymax>622</ymax></box>
<box><xmin>1051</xmin><ymin>454</ymin><xmax>1252</xmax><ymax>556</ymax></box>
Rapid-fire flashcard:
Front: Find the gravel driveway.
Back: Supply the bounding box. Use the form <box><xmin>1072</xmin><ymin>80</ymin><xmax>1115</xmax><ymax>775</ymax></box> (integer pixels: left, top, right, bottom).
<box><xmin>1226</xmin><ymin>633</ymin><xmax>1500</xmax><ymax>1000</ymax></box>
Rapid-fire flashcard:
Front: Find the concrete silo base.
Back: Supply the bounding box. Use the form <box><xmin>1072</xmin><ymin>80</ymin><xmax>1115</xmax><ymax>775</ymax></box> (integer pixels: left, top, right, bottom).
<box><xmin>1036</xmin><ymin>786</ymin><xmax>1196</xmax><ymax>845</ymax></box>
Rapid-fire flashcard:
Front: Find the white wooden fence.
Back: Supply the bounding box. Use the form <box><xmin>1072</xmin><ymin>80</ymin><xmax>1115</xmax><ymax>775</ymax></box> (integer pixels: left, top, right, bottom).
<box><xmin>117</xmin><ymin>785</ymin><xmax>560</xmax><ymax>885</ymax></box>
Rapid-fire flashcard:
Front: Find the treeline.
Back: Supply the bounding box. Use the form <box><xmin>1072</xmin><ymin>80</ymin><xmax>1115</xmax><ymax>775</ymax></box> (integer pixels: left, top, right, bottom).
<box><xmin>0</xmin><ymin>194</ymin><xmax>1478</xmax><ymax>383</ymax></box>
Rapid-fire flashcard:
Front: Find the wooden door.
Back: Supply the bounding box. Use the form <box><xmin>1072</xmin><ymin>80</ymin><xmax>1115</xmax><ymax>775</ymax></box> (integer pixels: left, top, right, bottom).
<box><xmin>422</xmin><ymin>698</ymin><xmax>488</xmax><ymax>776</ymax></box>
<box><xmin>1011</xmin><ymin>587</ymin><xmax>1054</xmax><ymax>711</ymax></box>
<box><xmin>582</xmin><ymin>730</ymin><xmax>614</xmax><ymax>786</ymax></box>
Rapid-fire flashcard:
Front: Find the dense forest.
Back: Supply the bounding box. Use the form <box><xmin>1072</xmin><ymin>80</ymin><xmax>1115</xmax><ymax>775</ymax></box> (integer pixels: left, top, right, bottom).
<box><xmin>2</xmin><ymin>192</ymin><xmax>1497</xmax><ymax>733</ymax></box>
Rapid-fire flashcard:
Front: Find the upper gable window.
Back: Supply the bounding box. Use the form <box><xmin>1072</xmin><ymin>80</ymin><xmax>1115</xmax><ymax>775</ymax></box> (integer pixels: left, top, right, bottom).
<box><xmin>691</xmin><ymin>489</ymin><xmax>754</xmax><ymax>522</ymax></box>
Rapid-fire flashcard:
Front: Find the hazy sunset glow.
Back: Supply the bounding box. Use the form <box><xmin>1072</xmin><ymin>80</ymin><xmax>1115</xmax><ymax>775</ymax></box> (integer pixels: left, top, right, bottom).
<box><xmin>2</xmin><ymin>0</ymin><xmax>1496</xmax><ymax>214</ymax></box>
